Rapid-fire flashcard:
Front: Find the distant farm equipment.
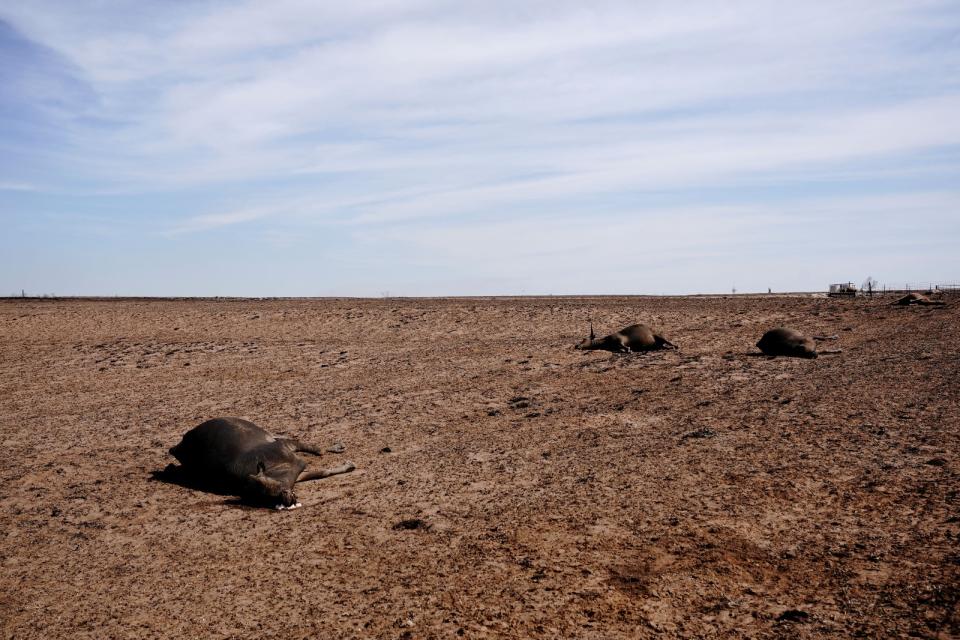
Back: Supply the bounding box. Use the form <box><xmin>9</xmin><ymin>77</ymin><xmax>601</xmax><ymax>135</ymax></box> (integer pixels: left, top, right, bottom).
<box><xmin>828</xmin><ymin>282</ymin><xmax>857</xmax><ymax>297</ymax></box>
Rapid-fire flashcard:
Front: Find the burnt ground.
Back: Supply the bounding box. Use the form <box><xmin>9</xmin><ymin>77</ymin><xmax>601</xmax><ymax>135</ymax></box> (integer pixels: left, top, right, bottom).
<box><xmin>0</xmin><ymin>295</ymin><xmax>957</xmax><ymax>639</ymax></box>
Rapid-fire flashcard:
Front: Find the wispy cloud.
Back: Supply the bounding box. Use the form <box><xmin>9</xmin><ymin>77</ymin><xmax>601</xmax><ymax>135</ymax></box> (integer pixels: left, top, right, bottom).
<box><xmin>164</xmin><ymin>206</ymin><xmax>277</xmax><ymax>235</ymax></box>
<box><xmin>0</xmin><ymin>182</ymin><xmax>42</xmax><ymax>192</ymax></box>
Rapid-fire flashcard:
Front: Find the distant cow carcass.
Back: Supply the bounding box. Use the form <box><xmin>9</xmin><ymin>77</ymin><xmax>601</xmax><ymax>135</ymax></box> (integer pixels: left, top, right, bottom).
<box><xmin>575</xmin><ymin>323</ymin><xmax>676</xmax><ymax>353</ymax></box>
<box><xmin>168</xmin><ymin>417</ymin><xmax>355</xmax><ymax>509</ymax></box>
<box><xmin>893</xmin><ymin>293</ymin><xmax>945</xmax><ymax>306</ymax></box>
<box><xmin>756</xmin><ymin>328</ymin><xmax>817</xmax><ymax>359</ymax></box>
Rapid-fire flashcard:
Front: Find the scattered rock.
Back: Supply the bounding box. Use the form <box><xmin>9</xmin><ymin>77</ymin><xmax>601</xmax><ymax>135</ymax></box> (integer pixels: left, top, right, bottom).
<box><xmin>681</xmin><ymin>427</ymin><xmax>717</xmax><ymax>441</ymax></box>
<box><xmin>380</xmin><ymin>447</ymin><xmax>392</xmax><ymax>454</ymax></box>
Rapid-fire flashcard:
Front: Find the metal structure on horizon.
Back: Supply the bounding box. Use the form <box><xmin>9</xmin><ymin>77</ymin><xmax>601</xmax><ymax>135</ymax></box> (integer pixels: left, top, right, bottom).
<box><xmin>828</xmin><ymin>281</ymin><xmax>958</xmax><ymax>296</ymax></box>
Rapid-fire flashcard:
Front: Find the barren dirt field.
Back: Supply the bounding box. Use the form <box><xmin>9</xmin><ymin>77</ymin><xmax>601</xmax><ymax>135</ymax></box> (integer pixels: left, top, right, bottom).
<box><xmin>1</xmin><ymin>295</ymin><xmax>957</xmax><ymax>639</ymax></box>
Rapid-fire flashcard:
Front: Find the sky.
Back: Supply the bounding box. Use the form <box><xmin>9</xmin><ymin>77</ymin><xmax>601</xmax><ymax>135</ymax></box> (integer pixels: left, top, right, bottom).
<box><xmin>1</xmin><ymin>1</ymin><xmax>958</xmax><ymax>296</ymax></box>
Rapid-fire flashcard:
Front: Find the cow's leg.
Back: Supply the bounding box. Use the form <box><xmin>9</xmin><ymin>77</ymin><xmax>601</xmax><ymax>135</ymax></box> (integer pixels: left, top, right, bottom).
<box><xmin>283</xmin><ymin>439</ymin><xmax>347</xmax><ymax>455</ymax></box>
<box><xmin>279</xmin><ymin>438</ymin><xmax>325</xmax><ymax>456</ymax></box>
<box><xmin>296</xmin><ymin>461</ymin><xmax>356</xmax><ymax>483</ymax></box>
<box><xmin>655</xmin><ymin>335</ymin><xmax>677</xmax><ymax>350</ymax></box>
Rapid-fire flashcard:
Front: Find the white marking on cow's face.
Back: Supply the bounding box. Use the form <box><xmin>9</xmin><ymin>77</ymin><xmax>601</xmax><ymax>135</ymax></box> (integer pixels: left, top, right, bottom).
<box><xmin>264</xmin><ymin>434</ymin><xmax>276</xmax><ymax>442</ymax></box>
<box><xmin>274</xmin><ymin>502</ymin><xmax>302</xmax><ymax>511</ymax></box>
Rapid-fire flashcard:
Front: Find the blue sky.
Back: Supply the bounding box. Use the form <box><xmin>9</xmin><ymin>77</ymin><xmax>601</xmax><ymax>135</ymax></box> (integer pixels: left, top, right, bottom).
<box><xmin>1</xmin><ymin>1</ymin><xmax>958</xmax><ymax>296</ymax></box>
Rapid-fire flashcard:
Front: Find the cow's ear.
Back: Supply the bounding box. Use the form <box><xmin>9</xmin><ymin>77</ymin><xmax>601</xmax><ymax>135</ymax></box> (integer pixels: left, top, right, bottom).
<box><xmin>248</xmin><ymin>463</ymin><xmax>269</xmax><ymax>490</ymax></box>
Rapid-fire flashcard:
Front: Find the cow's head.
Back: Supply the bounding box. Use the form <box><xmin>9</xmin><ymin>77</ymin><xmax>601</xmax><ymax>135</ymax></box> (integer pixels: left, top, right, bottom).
<box><xmin>574</xmin><ymin>321</ymin><xmax>598</xmax><ymax>350</ymax></box>
<box><xmin>793</xmin><ymin>345</ymin><xmax>818</xmax><ymax>359</ymax></box>
<box><xmin>248</xmin><ymin>462</ymin><xmax>298</xmax><ymax>507</ymax></box>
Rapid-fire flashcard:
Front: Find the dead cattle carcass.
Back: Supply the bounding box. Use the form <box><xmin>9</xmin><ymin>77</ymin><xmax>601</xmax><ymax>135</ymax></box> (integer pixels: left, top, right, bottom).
<box><xmin>575</xmin><ymin>323</ymin><xmax>676</xmax><ymax>353</ymax></box>
<box><xmin>168</xmin><ymin>417</ymin><xmax>355</xmax><ymax>509</ymax></box>
<box><xmin>756</xmin><ymin>328</ymin><xmax>817</xmax><ymax>359</ymax></box>
<box><xmin>893</xmin><ymin>293</ymin><xmax>945</xmax><ymax>306</ymax></box>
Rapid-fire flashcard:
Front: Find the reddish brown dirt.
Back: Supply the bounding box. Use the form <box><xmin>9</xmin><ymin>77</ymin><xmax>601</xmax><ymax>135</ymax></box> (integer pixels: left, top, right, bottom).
<box><xmin>1</xmin><ymin>295</ymin><xmax>957</xmax><ymax>639</ymax></box>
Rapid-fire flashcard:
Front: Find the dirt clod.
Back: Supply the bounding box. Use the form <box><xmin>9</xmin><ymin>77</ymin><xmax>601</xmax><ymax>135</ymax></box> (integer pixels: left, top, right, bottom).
<box><xmin>393</xmin><ymin>519</ymin><xmax>430</xmax><ymax>531</ymax></box>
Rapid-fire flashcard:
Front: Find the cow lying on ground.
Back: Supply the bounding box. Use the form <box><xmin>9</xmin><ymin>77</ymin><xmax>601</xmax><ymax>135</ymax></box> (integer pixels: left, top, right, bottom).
<box><xmin>575</xmin><ymin>323</ymin><xmax>676</xmax><ymax>353</ymax></box>
<box><xmin>167</xmin><ymin>417</ymin><xmax>355</xmax><ymax>509</ymax></box>
<box><xmin>756</xmin><ymin>328</ymin><xmax>818</xmax><ymax>359</ymax></box>
<box><xmin>893</xmin><ymin>293</ymin><xmax>945</xmax><ymax>306</ymax></box>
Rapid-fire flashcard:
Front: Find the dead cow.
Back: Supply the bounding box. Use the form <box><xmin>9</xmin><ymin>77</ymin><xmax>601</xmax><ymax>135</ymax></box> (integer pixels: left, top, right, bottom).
<box><xmin>756</xmin><ymin>328</ymin><xmax>817</xmax><ymax>359</ymax></box>
<box><xmin>575</xmin><ymin>322</ymin><xmax>676</xmax><ymax>353</ymax></box>
<box><xmin>893</xmin><ymin>293</ymin><xmax>945</xmax><ymax>306</ymax></box>
<box><xmin>168</xmin><ymin>417</ymin><xmax>355</xmax><ymax>509</ymax></box>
